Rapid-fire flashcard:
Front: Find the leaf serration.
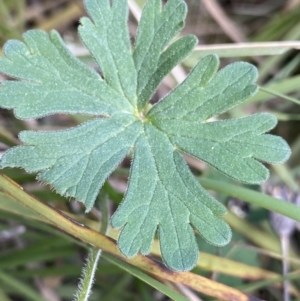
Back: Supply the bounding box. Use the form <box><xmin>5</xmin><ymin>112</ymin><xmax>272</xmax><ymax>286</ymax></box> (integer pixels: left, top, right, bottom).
<box><xmin>0</xmin><ymin>0</ymin><xmax>291</xmax><ymax>271</ymax></box>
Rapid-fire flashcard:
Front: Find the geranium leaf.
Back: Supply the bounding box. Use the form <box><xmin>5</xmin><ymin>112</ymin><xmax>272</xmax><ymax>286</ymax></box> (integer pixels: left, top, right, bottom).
<box><xmin>148</xmin><ymin>54</ymin><xmax>258</xmax><ymax>121</ymax></box>
<box><xmin>0</xmin><ymin>30</ymin><xmax>132</xmax><ymax>119</ymax></box>
<box><xmin>152</xmin><ymin>113</ymin><xmax>290</xmax><ymax>183</ymax></box>
<box><xmin>0</xmin><ymin>114</ymin><xmax>141</xmax><ymax>211</ymax></box>
<box><xmin>111</xmin><ymin>124</ymin><xmax>231</xmax><ymax>271</ymax></box>
<box><xmin>79</xmin><ymin>0</ymin><xmax>137</xmax><ymax>103</ymax></box>
<box><xmin>0</xmin><ymin>0</ymin><xmax>291</xmax><ymax>271</ymax></box>
<box><xmin>133</xmin><ymin>0</ymin><xmax>187</xmax><ymax>109</ymax></box>
<box><xmin>138</xmin><ymin>35</ymin><xmax>197</xmax><ymax>106</ymax></box>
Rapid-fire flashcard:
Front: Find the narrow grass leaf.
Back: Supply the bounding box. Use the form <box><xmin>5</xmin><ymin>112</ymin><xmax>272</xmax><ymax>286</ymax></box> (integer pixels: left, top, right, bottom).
<box><xmin>103</xmin><ymin>254</ymin><xmax>190</xmax><ymax>301</ymax></box>
<box><xmin>0</xmin><ymin>174</ymin><xmax>262</xmax><ymax>301</ymax></box>
<box><xmin>0</xmin><ymin>271</ymin><xmax>47</xmax><ymax>301</ymax></box>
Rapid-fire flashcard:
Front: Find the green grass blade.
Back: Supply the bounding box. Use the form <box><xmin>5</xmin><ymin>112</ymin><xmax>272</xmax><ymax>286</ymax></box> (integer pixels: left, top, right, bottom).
<box><xmin>0</xmin><ymin>173</ymin><xmax>262</xmax><ymax>301</ymax></box>
<box><xmin>186</xmin><ymin>41</ymin><xmax>300</xmax><ymax>61</ymax></box>
<box><xmin>246</xmin><ymin>75</ymin><xmax>300</xmax><ymax>104</ymax></box>
<box><xmin>260</xmin><ymin>87</ymin><xmax>300</xmax><ymax>106</ymax></box>
<box><xmin>103</xmin><ymin>254</ymin><xmax>190</xmax><ymax>301</ymax></box>
<box><xmin>0</xmin><ymin>271</ymin><xmax>47</xmax><ymax>301</ymax></box>
<box><xmin>0</xmin><ymin>288</ymin><xmax>12</xmax><ymax>301</ymax></box>
<box><xmin>199</xmin><ymin>178</ymin><xmax>300</xmax><ymax>222</ymax></box>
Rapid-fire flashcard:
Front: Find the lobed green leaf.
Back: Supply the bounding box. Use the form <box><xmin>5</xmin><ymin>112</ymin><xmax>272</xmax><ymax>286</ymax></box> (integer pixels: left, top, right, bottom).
<box><xmin>138</xmin><ymin>35</ymin><xmax>197</xmax><ymax>106</ymax></box>
<box><xmin>111</xmin><ymin>123</ymin><xmax>231</xmax><ymax>271</ymax></box>
<box><xmin>134</xmin><ymin>0</ymin><xmax>188</xmax><ymax>109</ymax></box>
<box><xmin>0</xmin><ymin>30</ymin><xmax>132</xmax><ymax>119</ymax></box>
<box><xmin>152</xmin><ymin>113</ymin><xmax>291</xmax><ymax>183</ymax></box>
<box><xmin>79</xmin><ymin>0</ymin><xmax>137</xmax><ymax>104</ymax></box>
<box><xmin>149</xmin><ymin>54</ymin><xmax>258</xmax><ymax>121</ymax></box>
<box><xmin>0</xmin><ymin>114</ymin><xmax>141</xmax><ymax>211</ymax></box>
<box><xmin>0</xmin><ymin>0</ymin><xmax>291</xmax><ymax>272</ymax></box>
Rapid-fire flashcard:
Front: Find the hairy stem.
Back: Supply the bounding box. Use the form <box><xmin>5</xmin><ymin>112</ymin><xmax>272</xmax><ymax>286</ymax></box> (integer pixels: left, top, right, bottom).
<box><xmin>73</xmin><ymin>196</ymin><xmax>109</xmax><ymax>301</ymax></box>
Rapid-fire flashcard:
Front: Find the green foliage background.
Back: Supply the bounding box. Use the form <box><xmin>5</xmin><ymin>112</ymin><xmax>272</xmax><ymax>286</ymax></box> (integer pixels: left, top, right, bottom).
<box><xmin>0</xmin><ymin>0</ymin><xmax>300</xmax><ymax>300</ymax></box>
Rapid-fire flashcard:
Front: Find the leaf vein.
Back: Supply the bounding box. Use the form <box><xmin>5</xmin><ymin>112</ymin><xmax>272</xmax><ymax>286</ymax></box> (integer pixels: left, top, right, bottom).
<box><xmin>136</xmin><ymin>2</ymin><xmax>183</xmax><ymax>86</ymax></box>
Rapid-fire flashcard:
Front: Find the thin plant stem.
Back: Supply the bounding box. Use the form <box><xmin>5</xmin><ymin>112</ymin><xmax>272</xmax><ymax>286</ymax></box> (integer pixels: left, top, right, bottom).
<box><xmin>73</xmin><ymin>248</ymin><xmax>102</xmax><ymax>301</ymax></box>
<box><xmin>281</xmin><ymin>235</ymin><xmax>290</xmax><ymax>301</ymax></box>
<box><xmin>259</xmin><ymin>86</ymin><xmax>300</xmax><ymax>106</ymax></box>
<box><xmin>73</xmin><ymin>196</ymin><xmax>109</xmax><ymax>301</ymax></box>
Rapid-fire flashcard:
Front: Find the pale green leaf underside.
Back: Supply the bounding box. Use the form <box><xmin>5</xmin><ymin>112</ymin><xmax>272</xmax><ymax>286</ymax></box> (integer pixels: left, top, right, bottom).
<box><xmin>79</xmin><ymin>0</ymin><xmax>137</xmax><ymax>104</ymax></box>
<box><xmin>0</xmin><ymin>114</ymin><xmax>141</xmax><ymax>211</ymax></box>
<box><xmin>111</xmin><ymin>124</ymin><xmax>231</xmax><ymax>271</ymax></box>
<box><xmin>0</xmin><ymin>30</ymin><xmax>132</xmax><ymax>119</ymax></box>
<box><xmin>137</xmin><ymin>35</ymin><xmax>197</xmax><ymax>107</ymax></box>
<box><xmin>148</xmin><ymin>54</ymin><xmax>258</xmax><ymax>121</ymax></box>
<box><xmin>0</xmin><ymin>0</ymin><xmax>291</xmax><ymax>272</ymax></box>
<box><xmin>133</xmin><ymin>0</ymin><xmax>187</xmax><ymax>109</ymax></box>
<box><xmin>152</xmin><ymin>113</ymin><xmax>291</xmax><ymax>183</ymax></box>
